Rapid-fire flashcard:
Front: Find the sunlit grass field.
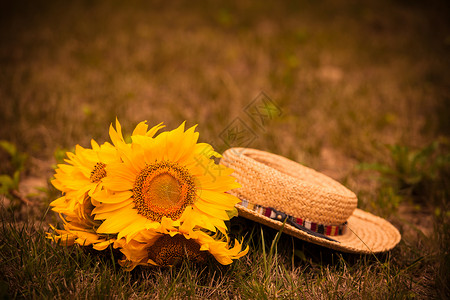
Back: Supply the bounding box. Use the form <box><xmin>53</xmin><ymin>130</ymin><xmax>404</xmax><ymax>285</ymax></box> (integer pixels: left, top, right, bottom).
<box><xmin>1</xmin><ymin>0</ymin><xmax>449</xmax><ymax>298</ymax></box>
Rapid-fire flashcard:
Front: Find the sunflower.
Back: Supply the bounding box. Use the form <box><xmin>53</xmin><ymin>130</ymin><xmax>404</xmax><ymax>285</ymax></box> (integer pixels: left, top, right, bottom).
<box><xmin>51</xmin><ymin>140</ymin><xmax>114</xmax><ymax>218</ymax></box>
<box><xmin>92</xmin><ymin>122</ymin><xmax>241</xmax><ymax>242</ymax></box>
<box><xmin>115</xmin><ymin>228</ymin><xmax>249</xmax><ymax>270</ymax></box>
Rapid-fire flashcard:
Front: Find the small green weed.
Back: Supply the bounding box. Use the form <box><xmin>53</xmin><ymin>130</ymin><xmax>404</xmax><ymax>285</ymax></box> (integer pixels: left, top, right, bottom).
<box><xmin>359</xmin><ymin>140</ymin><xmax>450</xmax><ymax>207</ymax></box>
<box><xmin>0</xmin><ymin>141</ymin><xmax>30</xmax><ymax>209</ymax></box>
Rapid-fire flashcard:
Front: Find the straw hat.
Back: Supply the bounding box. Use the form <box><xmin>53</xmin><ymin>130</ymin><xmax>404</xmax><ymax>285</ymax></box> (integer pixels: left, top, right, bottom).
<box><xmin>220</xmin><ymin>148</ymin><xmax>401</xmax><ymax>254</ymax></box>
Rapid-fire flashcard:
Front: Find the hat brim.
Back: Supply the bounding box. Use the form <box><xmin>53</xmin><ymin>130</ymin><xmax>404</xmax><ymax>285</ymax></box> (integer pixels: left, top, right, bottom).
<box><xmin>237</xmin><ymin>204</ymin><xmax>401</xmax><ymax>254</ymax></box>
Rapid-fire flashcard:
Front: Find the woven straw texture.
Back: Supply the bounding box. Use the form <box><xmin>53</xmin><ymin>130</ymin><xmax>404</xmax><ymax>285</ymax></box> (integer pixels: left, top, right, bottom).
<box><xmin>220</xmin><ymin>148</ymin><xmax>401</xmax><ymax>253</ymax></box>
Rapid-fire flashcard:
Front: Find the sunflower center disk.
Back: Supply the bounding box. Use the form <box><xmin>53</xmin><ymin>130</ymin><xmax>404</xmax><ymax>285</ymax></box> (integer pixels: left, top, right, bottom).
<box><xmin>133</xmin><ymin>161</ymin><xmax>196</xmax><ymax>222</ymax></box>
<box><xmin>90</xmin><ymin>162</ymin><xmax>107</xmax><ymax>183</ymax></box>
<box><xmin>143</xmin><ymin>173</ymin><xmax>181</xmax><ymax>209</ymax></box>
<box><xmin>148</xmin><ymin>234</ymin><xmax>208</xmax><ymax>266</ymax></box>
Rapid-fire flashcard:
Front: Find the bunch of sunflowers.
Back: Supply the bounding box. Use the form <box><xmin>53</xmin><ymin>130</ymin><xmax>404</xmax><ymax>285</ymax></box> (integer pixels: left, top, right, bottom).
<box><xmin>47</xmin><ymin>119</ymin><xmax>248</xmax><ymax>270</ymax></box>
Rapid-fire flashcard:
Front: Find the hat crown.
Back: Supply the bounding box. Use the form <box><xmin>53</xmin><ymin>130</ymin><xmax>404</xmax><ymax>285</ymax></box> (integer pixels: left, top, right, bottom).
<box><xmin>221</xmin><ymin>148</ymin><xmax>357</xmax><ymax>225</ymax></box>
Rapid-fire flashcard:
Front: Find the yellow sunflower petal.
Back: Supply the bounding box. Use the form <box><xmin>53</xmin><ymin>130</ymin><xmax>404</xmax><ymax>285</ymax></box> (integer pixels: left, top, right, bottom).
<box><xmin>194</xmin><ymin>200</ymin><xmax>231</xmax><ymax>220</ymax></box>
<box><xmin>132</xmin><ymin>121</ymin><xmax>149</xmax><ymax>136</ymax></box>
<box><xmin>91</xmin><ymin>198</ymin><xmax>134</xmax><ymax>215</ymax></box>
<box><xmin>117</xmin><ymin>217</ymin><xmax>151</xmax><ymax>242</ymax></box>
<box><xmin>101</xmin><ymin>175</ymin><xmax>135</xmax><ymax>191</ymax></box>
<box><xmin>105</xmin><ymin>162</ymin><xmax>137</xmax><ymax>182</ymax></box>
<box><xmin>93</xmin><ymin>239</ymin><xmax>115</xmax><ymax>251</ymax></box>
<box><xmin>197</xmin><ymin>190</ymin><xmax>240</xmax><ymax>209</ymax></box>
<box><xmin>146</xmin><ymin>122</ymin><xmax>165</xmax><ymax>137</ymax></box>
<box><xmin>92</xmin><ymin>189</ymin><xmax>134</xmax><ymax>204</ymax></box>
<box><xmin>96</xmin><ymin>204</ymin><xmax>140</xmax><ymax>233</ymax></box>
<box><xmin>197</xmin><ymin>174</ymin><xmax>241</xmax><ymax>192</ymax></box>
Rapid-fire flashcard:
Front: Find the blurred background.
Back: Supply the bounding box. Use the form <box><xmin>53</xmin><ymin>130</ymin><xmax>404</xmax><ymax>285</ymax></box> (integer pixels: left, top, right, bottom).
<box><xmin>1</xmin><ymin>1</ymin><xmax>449</xmax><ymax>297</ymax></box>
<box><xmin>0</xmin><ymin>0</ymin><xmax>449</xmax><ymax>221</ymax></box>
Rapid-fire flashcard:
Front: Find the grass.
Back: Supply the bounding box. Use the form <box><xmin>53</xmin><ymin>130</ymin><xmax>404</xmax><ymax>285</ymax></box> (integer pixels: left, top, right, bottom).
<box><xmin>1</xmin><ymin>209</ymin><xmax>444</xmax><ymax>299</ymax></box>
<box><xmin>0</xmin><ymin>0</ymin><xmax>449</xmax><ymax>298</ymax></box>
